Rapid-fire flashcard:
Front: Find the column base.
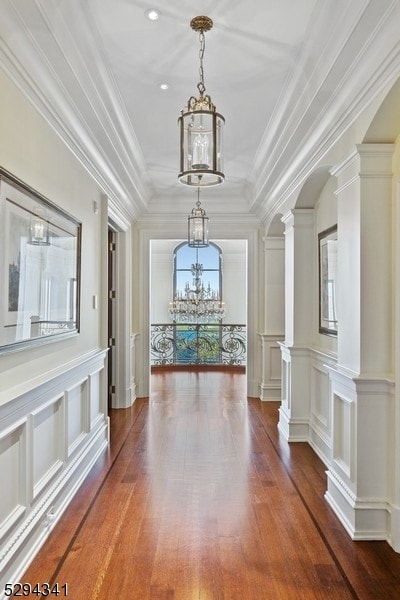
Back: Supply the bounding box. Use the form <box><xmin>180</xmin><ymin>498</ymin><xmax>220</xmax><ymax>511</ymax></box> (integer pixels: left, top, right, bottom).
<box><xmin>389</xmin><ymin>506</ymin><xmax>400</xmax><ymax>552</ymax></box>
<box><xmin>325</xmin><ymin>469</ymin><xmax>389</xmax><ymax>541</ymax></box>
<box><xmin>278</xmin><ymin>404</ymin><xmax>309</xmax><ymax>441</ymax></box>
<box><xmin>259</xmin><ymin>383</ymin><xmax>281</xmax><ymax>401</ymax></box>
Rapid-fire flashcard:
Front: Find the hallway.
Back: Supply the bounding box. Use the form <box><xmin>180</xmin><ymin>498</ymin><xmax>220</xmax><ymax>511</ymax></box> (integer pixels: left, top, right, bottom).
<box><xmin>22</xmin><ymin>371</ymin><xmax>400</xmax><ymax>599</ymax></box>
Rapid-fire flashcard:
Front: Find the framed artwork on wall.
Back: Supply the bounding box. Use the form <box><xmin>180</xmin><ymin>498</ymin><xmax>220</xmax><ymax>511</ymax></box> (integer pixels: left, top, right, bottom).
<box><xmin>0</xmin><ymin>167</ymin><xmax>81</xmax><ymax>354</ymax></box>
<box><xmin>318</xmin><ymin>225</ymin><xmax>338</xmax><ymax>336</ymax></box>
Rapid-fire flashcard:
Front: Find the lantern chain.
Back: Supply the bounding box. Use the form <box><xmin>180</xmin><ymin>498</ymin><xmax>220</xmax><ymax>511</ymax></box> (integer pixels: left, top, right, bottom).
<box><xmin>197</xmin><ymin>31</ymin><xmax>206</xmax><ymax>96</ymax></box>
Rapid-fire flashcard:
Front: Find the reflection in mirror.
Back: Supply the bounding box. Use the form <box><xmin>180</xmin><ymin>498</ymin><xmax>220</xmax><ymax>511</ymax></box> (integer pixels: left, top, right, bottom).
<box><xmin>0</xmin><ymin>169</ymin><xmax>81</xmax><ymax>353</ymax></box>
<box><xmin>318</xmin><ymin>225</ymin><xmax>337</xmax><ymax>336</ymax></box>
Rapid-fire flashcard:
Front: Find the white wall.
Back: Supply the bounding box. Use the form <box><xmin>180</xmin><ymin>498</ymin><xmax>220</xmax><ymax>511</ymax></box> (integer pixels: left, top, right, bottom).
<box><xmin>314</xmin><ymin>177</ymin><xmax>338</xmax><ymax>354</ymax></box>
<box><xmin>219</xmin><ymin>240</ymin><xmax>247</xmax><ymax>324</ymax></box>
<box><xmin>150</xmin><ymin>239</ymin><xmax>178</xmax><ymax>323</ymax></box>
<box><xmin>0</xmin><ymin>70</ymin><xmax>107</xmax><ymax>385</ymax></box>
<box><xmin>0</xmin><ymin>69</ymin><xmax>109</xmax><ymax>587</ymax></box>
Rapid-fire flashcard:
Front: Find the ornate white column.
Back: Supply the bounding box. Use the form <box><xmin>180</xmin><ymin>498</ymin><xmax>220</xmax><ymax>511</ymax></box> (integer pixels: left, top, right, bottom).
<box><xmin>259</xmin><ymin>236</ymin><xmax>285</xmax><ymax>401</ymax></box>
<box><xmin>326</xmin><ymin>144</ymin><xmax>395</xmax><ymax>544</ymax></box>
<box><xmin>278</xmin><ymin>209</ymin><xmax>314</xmax><ymax>439</ymax></box>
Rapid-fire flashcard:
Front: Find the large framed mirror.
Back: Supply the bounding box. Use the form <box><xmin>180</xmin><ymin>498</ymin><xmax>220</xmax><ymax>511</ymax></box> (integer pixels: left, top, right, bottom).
<box><xmin>318</xmin><ymin>225</ymin><xmax>338</xmax><ymax>336</ymax></box>
<box><xmin>0</xmin><ymin>168</ymin><xmax>81</xmax><ymax>353</ymax></box>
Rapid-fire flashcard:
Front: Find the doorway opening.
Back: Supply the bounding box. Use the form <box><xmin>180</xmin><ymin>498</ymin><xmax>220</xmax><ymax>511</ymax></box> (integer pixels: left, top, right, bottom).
<box><xmin>107</xmin><ymin>228</ymin><xmax>116</xmax><ymax>409</ymax></box>
<box><xmin>149</xmin><ymin>239</ymin><xmax>248</xmax><ymax>388</ymax></box>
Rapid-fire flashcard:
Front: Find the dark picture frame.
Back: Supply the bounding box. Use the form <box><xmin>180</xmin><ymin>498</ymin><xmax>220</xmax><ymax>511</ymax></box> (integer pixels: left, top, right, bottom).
<box><xmin>0</xmin><ymin>167</ymin><xmax>81</xmax><ymax>353</ymax></box>
<box><xmin>318</xmin><ymin>225</ymin><xmax>338</xmax><ymax>336</ymax></box>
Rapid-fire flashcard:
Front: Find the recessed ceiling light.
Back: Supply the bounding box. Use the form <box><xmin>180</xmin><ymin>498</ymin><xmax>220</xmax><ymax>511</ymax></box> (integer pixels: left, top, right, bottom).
<box><xmin>145</xmin><ymin>8</ymin><xmax>160</xmax><ymax>21</ymax></box>
<box><xmin>160</xmin><ymin>83</ymin><xmax>169</xmax><ymax>90</ymax></box>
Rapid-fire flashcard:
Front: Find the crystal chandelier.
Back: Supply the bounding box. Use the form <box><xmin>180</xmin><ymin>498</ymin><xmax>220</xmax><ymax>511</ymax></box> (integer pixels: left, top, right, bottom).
<box><xmin>169</xmin><ymin>250</ymin><xmax>225</xmax><ymax>324</ymax></box>
<box><xmin>178</xmin><ymin>16</ymin><xmax>225</xmax><ymax>187</ymax></box>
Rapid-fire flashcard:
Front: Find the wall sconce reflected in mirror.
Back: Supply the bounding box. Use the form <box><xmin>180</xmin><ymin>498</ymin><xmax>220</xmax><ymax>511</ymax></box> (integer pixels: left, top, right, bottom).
<box><xmin>28</xmin><ymin>205</ymin><xmax>50</xmax><ymax>246</ymax></box>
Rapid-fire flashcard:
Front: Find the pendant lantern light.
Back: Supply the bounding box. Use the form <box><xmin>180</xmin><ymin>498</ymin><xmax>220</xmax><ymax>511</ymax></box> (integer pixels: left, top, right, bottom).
<box><xmin>178</xmin><ymin>16</ymin><xmax>225</xmax><ymax>187</ymax></box>
<box><xmin>188</xmin><ymin>188</ymin><xmax>209</xmax><ymax>247</ymax></box>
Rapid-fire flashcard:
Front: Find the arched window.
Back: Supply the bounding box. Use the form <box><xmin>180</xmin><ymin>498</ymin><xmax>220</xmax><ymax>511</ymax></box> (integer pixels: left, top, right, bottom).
<box><xmin>174</xmin><ymin>241</ymin><xmax>222</xmax><ymax>297</ymax></box>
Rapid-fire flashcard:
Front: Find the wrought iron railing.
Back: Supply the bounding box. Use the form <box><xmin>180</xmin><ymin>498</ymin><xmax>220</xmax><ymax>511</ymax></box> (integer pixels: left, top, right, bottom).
<box><xmin>151</xmin><ymin>323</ymin><xmax>246</xmax><ymax>366</ymax></box>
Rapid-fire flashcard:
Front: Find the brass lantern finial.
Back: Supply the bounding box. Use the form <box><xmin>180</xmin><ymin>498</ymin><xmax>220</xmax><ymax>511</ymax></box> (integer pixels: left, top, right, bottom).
<box><xmin>190</xmin><ymin>15</ymin><xmax>213</xmax><ymax>33</ymax></box>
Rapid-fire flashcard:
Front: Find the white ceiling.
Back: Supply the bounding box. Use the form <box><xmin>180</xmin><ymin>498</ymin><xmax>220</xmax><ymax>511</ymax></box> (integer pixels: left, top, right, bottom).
<box><xmin>0</xmin><ymin>0</ymin><xmax>399</xmax><ymax>225</ymax></box>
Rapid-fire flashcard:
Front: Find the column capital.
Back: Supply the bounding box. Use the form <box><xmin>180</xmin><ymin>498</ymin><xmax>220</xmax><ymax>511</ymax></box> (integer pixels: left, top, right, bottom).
<box><xmin>281</xmin><ymin>208</ymin><xmax>314</xmax><ymax>231</ymax></box>
<box><xmin>262</xmin><ymin>236</ymin><xmax>285</xmax><ymax>251</ymax></box>
<box><xmin>331</xmin><ymin>143</ymin><xmax>394</xmax><ymax>192</ymax></box>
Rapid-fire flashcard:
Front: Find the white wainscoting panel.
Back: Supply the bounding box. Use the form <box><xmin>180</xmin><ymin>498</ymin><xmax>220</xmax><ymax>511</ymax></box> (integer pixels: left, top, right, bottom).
<box><xmin>278</xmin><ymin>344</ymin><xmax>312</xmax><ymax>441</ymax></box>
<box><xmin>309</xmin><ymin>350</ymin><xmax>337</xmax><ymax>465</ymax></box>
<box><xmin>89</xmin><ymin>370</ymin><xmax>101</xmax><ymax>428</ymax></box>
<box><xmin>67</xmin><ymin>379</ymin><xmax>89</xmax><ymax>458</ymax></box>
<box><xmin>0</xmin><ymin>349</ymin><xmax>108</xmax><ymax>594</ymax></box>
<box><xmin>259</xmin><ymin>334</ymin><xmax>284</xmax><ymax>401</ymax></box>
<box><xmin>0</xmin><ymin>421</ymin><xmax>27</xmax><ymax>541</ymax></box>
<box><xmin>325</xmin><ymin>367</ymin><xmax>394</xmax><ymax>544</ymax></box>
<box><xmin>31</xmin><ymin>397</ymin><xmax>64</xmax><ymax>500</ymax></box>
<box><xmin>277</xmin><ymin>347</ymin><xmax>290</xmax><ymax>438</ymax></box>
<box><xmin>333</xmin><ymin>391</ymin><xmax>354</xmax><ymax>480</ymax></box>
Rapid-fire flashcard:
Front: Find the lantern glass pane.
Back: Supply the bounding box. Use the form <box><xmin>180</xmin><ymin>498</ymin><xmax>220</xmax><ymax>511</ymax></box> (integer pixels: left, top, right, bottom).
<box><xmin>188</xmin><ymin>213</ymin><xmax>209</xmax><ymax>247</ymax></box>
<box><xmin>216</xmin><ymin>116</ymin><xmax>223</xmax><ymax>172</ymax></box>
<box><xmin>179</xmin><ymin>109</ymin><xmax>224</xmax><ymax>187</ymax></box>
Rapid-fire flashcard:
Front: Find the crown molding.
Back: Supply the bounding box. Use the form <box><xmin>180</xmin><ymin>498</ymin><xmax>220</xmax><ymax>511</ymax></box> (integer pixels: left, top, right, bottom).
<box><xmin>0</xmin><ymin>0</ymin><xmax>150</xmax><ymax>223</ymax></box>
<box><xmin>250</xmin><ymin>0</ymin><xmax>400</xmax><ymax>222</ymax></box>
<box><xmin>136</xmin><ymin>211</ymin><xmax>261</xmax><ymax>234</ymax></box>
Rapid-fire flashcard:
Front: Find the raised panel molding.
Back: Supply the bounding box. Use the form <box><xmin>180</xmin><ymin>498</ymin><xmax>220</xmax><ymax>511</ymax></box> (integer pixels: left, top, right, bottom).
<box><xmin>66</xmin><ymin>379</ymin><xmax>89</xmax><ymax>458</ymax></box>
<box><xmin>332</xmin><ymin>392</ymin><xmax>354</xmax><ymax>480</ymax></box>
<box><xmin>89</xmin><ymin>370</ymin><xmax>102</xmax><ymax>428</ymax></box>
<box><xmin>0</xmin><ymin>421</ymin><xmax>27</xmax><ymax>542</ymax></box>
<box><xmin>259</xmin><ymin>334</ymin><xmax>284</xmax><ymax>401</ymax></box>
<box><xmin>278</xmin><ymin>345</ymin><xmax>312</xmax><ymax>441</ymax></box>
<box><xmin>311</xmin><ymin>364</ymin><xmax>329</xmax><ymax>429</ymax></box>
<box><xmin>277</xmin><ymin>345</ymin><xmax>397</xmax><ymax>546</ymax></box>
<box><xmin>278</xmin><ymin>346</ymin><xmax>337</xmax><ymax>465</ymax></box>
<box><xmin>309</xmin><ymin>350</ymin><xmax>337</xmax><ymax>465</ymax></box>
<box><xmin>31</xmin><ymin>397</ymin><xmax>64</xmax><ymax>500</ymax></box>
<box><xmin>325</xmin><ymin>366</ymin><xmax>395</xmax><ymax>544</ymax></box>
<box><xmin>0</xmin><ymin>349</ymin><xmax>108</xmax><ymax>590</ymax></box>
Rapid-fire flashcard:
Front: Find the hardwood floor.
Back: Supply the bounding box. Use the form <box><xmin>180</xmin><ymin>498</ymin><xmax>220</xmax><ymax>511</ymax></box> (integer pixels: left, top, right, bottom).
<box><xmin>22</xmin><ymin>371</ymin><xmax>400</xmax><ymax>599</ymax></box>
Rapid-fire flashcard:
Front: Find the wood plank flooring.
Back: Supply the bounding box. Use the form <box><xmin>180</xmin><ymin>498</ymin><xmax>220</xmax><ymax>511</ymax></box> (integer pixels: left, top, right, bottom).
<box><xmin>22</xmin><ymin>371</ymin><xmax>400</xmax><ymax>599</ymax></box>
